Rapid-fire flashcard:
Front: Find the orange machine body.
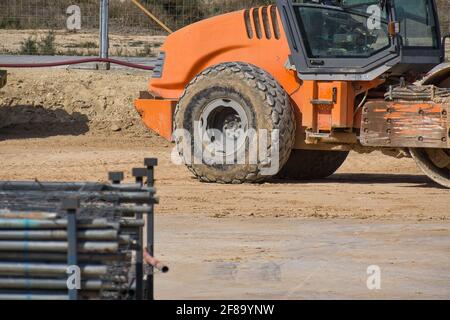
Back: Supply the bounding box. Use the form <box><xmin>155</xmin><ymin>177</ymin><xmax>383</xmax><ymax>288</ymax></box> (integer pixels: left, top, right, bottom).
<box><xmin>134</xmin><ymin>6</ymin><xmax>383</xmax><ymax>145</ymax></box>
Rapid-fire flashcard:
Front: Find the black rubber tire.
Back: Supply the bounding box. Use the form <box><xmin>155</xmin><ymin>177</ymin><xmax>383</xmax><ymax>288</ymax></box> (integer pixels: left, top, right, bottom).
<box><xmin>410</xmin><ymin>148</ymin><xmax>450</xmax><ymax>188</ymax></box>
<box><xmin>415</xmin><ymin>71</ymin><xmax>450</xmax><ymax>188</ymax></box>
<box><xmin>276</xmin><ymin>149</ymin><xmax>349</xmax><ymax>180</ymax></box>
<box><xmin>174</xmin><ymin>62</ymin><xmax>296</xmax><ymax>183</ymax></box>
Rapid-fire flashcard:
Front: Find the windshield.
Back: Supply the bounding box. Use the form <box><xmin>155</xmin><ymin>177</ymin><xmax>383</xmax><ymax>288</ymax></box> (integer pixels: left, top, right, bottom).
<box><xmin>394</xmin><ymin>0</ymin><xmax>439</xmax><ymax>48</ymax></box>
<box><xmin>294</xmin><ymin>3</ymin><xmax>390</xmax><ymax>58</ymax></box>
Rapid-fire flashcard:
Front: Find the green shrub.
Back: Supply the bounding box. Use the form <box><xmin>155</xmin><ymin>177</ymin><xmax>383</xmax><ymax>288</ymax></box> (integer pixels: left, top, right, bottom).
<box><xmin>19</xmin><ymin>31</ymin><xmax>56</xmax><ymax>55</ymax></box>
<box><xmin>38</xmin><ymin>31</ymin><xmax>56</xmax><ymax>55</ymax></box>
<box><xmin>20</xmin><ymin>37</ymin><xmax>39</xmax><ymax>55</ymax></box>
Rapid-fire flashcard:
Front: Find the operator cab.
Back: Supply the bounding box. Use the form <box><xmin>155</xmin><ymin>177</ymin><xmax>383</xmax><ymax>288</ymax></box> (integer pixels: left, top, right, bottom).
<box><xmin>277</xmin><ymin>0</ymin><xmax>443</xmax><ymax>80</ymax></box>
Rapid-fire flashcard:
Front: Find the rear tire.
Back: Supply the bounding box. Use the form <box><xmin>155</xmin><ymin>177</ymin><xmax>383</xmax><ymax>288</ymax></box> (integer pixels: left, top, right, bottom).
<box><xmin>415</xmin><ymin>70</ymin><xmax>450</xmax><ymax>188</ymax></box>
<box><xmin>276</xmin><ymin>149</ymin><xmax>349</xmax><ymax>180</ymax></box>
<box><xmin>410</xmin><ymin>148</ymin><xmax>450</xmax><ymax>188</ymax></box>
<box><xmin>174</xmin><ymin>62</ymin><xmax>296</xmax><ymax>183</ymax></box>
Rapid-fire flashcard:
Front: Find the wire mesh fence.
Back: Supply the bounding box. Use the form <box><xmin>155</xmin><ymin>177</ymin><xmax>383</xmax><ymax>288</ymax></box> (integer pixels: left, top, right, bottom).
<box><xmin>0</xmin><ymin>0</ymin><xmax>271</xmax><ymax>33</ymax></box>
<box><xmin>0</xmin><ymin>0</ymin><xmax>271</xmax><ymax>57</ymax></box>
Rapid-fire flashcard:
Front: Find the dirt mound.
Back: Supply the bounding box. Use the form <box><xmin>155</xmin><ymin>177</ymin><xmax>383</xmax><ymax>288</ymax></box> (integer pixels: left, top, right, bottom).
<box><xmin>0</xmin><ymin>68</ymin><xmax>155</xmax><ymax>138</ymax></box>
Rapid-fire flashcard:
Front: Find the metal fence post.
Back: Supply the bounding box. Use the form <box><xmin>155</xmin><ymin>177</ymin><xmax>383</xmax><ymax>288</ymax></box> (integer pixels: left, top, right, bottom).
<box><xmin>108</xmin><ymin>172</ymin><xmax>124</xmax><ymax>185</ymax></box>
<box><xmin>99</xmin><ymin>0</ymin><xmax>110</xmax><ymax>70</ymax></box>
<box><xmin>132</xmin><ymin>167</ymin><xmax>147</xmax><ymax>300</ymax></box>
<box><xmin>144</xmin><ymin>158</ymin><xmax>158</xmax><ymax>300</ymax></box>
<box><xmin>62</xmin><ymin>197</ymin><xmax>80</xmax><ymax>301</ymax></box>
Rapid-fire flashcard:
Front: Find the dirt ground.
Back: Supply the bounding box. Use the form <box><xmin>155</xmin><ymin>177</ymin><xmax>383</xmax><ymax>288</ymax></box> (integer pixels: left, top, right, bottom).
<box><xmin>0</xmin><ymin>68</ymin><xmax>449</xmax><ymax>299</ymax></box>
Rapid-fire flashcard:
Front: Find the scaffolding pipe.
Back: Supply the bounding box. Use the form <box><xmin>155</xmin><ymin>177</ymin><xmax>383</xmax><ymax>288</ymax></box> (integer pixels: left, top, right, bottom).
<box><xmin>0</xmin><ymin>218</ymin><xmax>141</xmax><ymax>229</ymax></box>
<box><xmin>0</xmin><ymin>252</ymin><xmax>128</xmax><ymax>263</ymax></box>
<box><xmin>143</xmin><ymin>250</ymin><xmax>169</xmax><ymax>273</ymax></box>
<box><xmin>0</xmin><ymin>278</ymin><xmax>127</xmax><ymax>291</ymax></box>
<box><xmin>0</xmin><ymin>263</ymin><xmax>108</xmax><ymax>276</ymax></box>
<box><xmin>0</xmin><ymin>241</ymin><xmax>118</xmax><ymax>253</ymax></box>
<box><xmin>0</xmin><ymin>181</ymin><xmax>148</xmax><ymax>192</ymax></box>
<box><xmin>0</xmin><ymin>218</ymin><xmax>111</xmax><ymax>229</ymax></box>
<box><xmin>0</xmin><ymin>293</ymin><xmax>69</xmax><ymax>300</ymax></box>
<box><xmin>0</xmin><ymin>191</ymin><xmax>155</xmax><ymax>203</ymax></box>
<box><xmin>0</xmin><ymin>229</ymin><xmax>118</xmax><ymax>240</ymax></box>
<box><xmin>0</xmin><ymin>210</ymin><xmax>58</xmax><ymax>220</ymax></box>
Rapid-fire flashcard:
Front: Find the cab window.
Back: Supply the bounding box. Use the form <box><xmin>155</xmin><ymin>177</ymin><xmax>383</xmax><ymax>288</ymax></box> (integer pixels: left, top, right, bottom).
<box><xmin>394</xmin><ymin>0</ymin><xmax>439</xmax><ymax>48</ymax></box>
<box><xmin>294</xmin><ymin>2</ymin><xmax>390</xmax><ymax>58</ymax></box>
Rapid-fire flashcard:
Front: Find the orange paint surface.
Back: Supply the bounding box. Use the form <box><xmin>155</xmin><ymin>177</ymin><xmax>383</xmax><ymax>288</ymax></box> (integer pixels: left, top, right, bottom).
<box><xmin>135</xmin><ymin>99</ymin><xmax>177</xmax><ymax>141</ymax></box>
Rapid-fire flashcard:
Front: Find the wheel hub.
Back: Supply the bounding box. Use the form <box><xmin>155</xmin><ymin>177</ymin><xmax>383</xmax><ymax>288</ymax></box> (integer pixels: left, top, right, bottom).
<box><xmin>223</xmin><ymin>114</ymin><xmax>243</xmax><ymax>139</ymax></box>
<box><xmin>198</xmin><ymin>98</ymin><xmax>248</xmax><ymax>157</ymax></box>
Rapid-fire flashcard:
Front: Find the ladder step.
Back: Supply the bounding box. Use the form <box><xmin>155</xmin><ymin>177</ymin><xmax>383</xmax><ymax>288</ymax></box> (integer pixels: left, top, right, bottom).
<box><xmin>311</xmin><ymin>99</ymin><xmax>334</xmax><ymax>105</ymax></box>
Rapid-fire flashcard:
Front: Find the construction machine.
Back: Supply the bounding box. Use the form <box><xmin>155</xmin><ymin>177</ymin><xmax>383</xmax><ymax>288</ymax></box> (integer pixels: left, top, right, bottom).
<box><xmin>135</xmin><ymin>0</ymin><xmax>450</xmax><ymax>188</ymax></box>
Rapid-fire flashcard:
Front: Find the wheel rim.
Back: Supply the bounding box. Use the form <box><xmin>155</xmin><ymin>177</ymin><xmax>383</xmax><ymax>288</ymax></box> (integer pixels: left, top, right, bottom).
<box><xmin>197</xmin><ymin>98</ymin><xmax>249</xmax><ymax>161</ymax></box>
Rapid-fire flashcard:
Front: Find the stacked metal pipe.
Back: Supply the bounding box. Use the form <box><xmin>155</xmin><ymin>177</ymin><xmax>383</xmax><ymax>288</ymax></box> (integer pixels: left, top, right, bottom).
<box><xmin>0</xmin><ymin>159</ymin><xmax>159</xmax><ymax>300</ymax></box>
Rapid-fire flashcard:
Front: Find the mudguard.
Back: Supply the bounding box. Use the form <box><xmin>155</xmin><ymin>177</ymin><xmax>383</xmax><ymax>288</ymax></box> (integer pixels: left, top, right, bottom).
<box><xmin>421</xmin><ymin>63</ymin><xmax>450</xmax><ymax>87</ymax></box>
<box><xmin>147</xmin><ymin>6</ymin><xmax>297</xmax><ymax>100</ymax></box>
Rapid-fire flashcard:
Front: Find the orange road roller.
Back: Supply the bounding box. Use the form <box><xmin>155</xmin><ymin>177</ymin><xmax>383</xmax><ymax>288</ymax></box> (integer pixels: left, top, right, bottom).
<box><xmin>135</xmin><ymin>0</ymin><xmax>450</xmax><ymax>188</ymax></box>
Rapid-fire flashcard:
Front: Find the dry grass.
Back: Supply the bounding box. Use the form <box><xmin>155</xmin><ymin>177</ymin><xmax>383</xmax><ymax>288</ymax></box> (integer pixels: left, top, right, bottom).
<box><xmin>0</xmin><ymin>29</ymin><xmax>164</xmax><ymax>57</ymax></box>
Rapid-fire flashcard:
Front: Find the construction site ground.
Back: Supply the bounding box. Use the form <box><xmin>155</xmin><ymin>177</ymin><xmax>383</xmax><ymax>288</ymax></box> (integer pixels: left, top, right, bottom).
<box><xmin>0</xmin><ymin>69</ymin><xmax>449</xmax><ymax>299</ymax></box>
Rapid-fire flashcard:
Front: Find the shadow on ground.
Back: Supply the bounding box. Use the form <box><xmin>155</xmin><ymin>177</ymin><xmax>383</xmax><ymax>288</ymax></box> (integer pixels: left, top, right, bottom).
<box><xmin>271</xmin><ymin>173</ymin><xmax>439</xmax><ymax>188</ymax></box>
<box><xmin>0</xmin><ymin>104</ymin><xmax>89</xmax><ymax>140</ymax></box>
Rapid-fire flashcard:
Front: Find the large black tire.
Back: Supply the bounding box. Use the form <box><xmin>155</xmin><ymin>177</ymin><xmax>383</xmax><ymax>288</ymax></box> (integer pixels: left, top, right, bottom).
<box><xmin>410</xmin><ymin>149</ymin><xmax>450</xmax><ymax>189</ymax></box>
<box><xmin>413</xmin><ymin>69</ymin><xmax>450</xmax><ymax>188</ymax></box>
<box><xmin>174</xmin><ymin>62</ymin><xmax>295</xmax><ymax>183</ymax></box>
<box><xmin>276</xmin><ymin>149</ymin><xmax>349</xmax><ymax>180</ymax></box>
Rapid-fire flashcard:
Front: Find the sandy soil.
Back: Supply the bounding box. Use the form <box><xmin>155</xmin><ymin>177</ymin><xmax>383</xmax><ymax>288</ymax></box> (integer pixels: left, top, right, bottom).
<box><xmin>0</xmin><ymin>68</ymin><xmax>449</xmax><ymax>299</ymax></box>
<box><xmin>1</xmin><ymin>69</ymin><xmax>448</xmax><ymax>221</ymax></box>
<box><xmin>0</xmin><ymin>68</ymin><xmax>153</xmax><ymax>136</ymax></box>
